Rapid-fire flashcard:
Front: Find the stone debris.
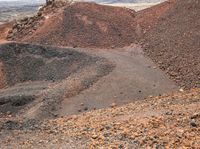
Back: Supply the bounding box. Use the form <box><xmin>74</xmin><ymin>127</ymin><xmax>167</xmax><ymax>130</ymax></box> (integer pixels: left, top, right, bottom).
<box><xmin>141</xmin><ymin>0</ymin><xmax>200</xmax><ymax>89</ymax></box>
<box><xmin>0</xmin><ymin>89</ymin><xmax>200</xmax><ymax>148</ymax></box>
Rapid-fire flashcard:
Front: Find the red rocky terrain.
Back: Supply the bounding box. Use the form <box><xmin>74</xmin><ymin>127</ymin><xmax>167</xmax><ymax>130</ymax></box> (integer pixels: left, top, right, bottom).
<box><xmin>140</xmin><ymin>0</ymin><xmax>200</xmax><ymax>89</ymax></box>
<box><xmin>8</xmin><ymin>2</ymin><xmax>137</xmax><ymax>48</ymax></box>
<box><xmin>0</xmin><ymin>0</ymin><xmax>199</xmax><ymax>148</ymax></box>
<box><xmin>0</xmin><ymin>88</ymin><xmax>200</xmax><ymax>148</ymax></box>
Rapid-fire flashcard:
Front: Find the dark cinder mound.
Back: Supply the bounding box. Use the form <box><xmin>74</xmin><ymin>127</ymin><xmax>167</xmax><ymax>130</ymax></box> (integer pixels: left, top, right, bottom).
<box><xmin>9</xmin><ymin>2</ymin><xmax>137</xmax><ymax>48</ymax></box>
<box><xmin>0</xmin><ymin>42</ymin><xmax>95</xmax><ymax>87</ymax></box>
<box><xmin>0</xmin><ymin>42</ymin><xmax>114</xmax><ymax>119</ymax></box>
<box><xmin>141</xmin><ymin>0</ymin><xmax>200</xmax><ymax>89</ymax></box>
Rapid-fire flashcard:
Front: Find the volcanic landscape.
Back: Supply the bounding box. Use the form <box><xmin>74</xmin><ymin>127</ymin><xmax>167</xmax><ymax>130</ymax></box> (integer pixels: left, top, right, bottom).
<box><xmin>0</xmin><ymin>0</ymin><xmax>199</xmax><ymax>148</ymax></box>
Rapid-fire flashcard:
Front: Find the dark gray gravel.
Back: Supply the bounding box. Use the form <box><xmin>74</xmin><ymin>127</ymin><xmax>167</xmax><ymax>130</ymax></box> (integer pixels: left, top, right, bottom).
<box><xmin>0</xmin><ymin>42</ymin><xmax>114</xmax><ymax>119</ymax></box>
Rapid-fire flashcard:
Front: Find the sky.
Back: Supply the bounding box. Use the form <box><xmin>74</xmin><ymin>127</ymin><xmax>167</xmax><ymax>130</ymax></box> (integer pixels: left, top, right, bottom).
<box><xmin>0</xmin><ymin>0</ymin><xmax>44</xmax><ymax>1</ymax></box>
<box><xmin>0</xmin><ymin>0</ymin><xmax>163</xmax><ymax>1</ymax></box>
<box><xmin>0</xmin><ymin>0</ymin><xmax>45</xmax><ymax>4</ymax></box>
<box><xmin>0</xmin><ymin>0</ymin><xmax>45</xmax><ymax>2</ymax></box>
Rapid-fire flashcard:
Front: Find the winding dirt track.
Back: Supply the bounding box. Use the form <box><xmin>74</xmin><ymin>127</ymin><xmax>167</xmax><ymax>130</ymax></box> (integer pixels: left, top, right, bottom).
<box><xmin>60</xmin><ymin>45</ymin><xmax>178</xmax><ymax>116</ymax></box>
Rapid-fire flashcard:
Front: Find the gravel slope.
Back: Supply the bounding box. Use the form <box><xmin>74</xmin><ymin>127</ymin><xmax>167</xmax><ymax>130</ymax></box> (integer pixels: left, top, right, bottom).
<box><xmin>140</xmin><ymin>0</ymin><xmax>200</xmax><ymax>89</ymax></box>
<box><xmin>8</xmin><ymin>2</ymin><xmax>137</xmax><ymax>48</ymax></box>
<box><xmin>0</xmin><ymin>88</ymin><xmax>200</xmax><ymax>148</ymax></box>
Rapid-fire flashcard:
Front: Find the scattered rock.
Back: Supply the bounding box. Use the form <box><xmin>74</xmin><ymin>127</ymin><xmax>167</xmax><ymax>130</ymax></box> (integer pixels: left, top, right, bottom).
<box><xmin>165</xmin><ymin>111</ymin><xmax>173</xmax><ymax>115</ymax></box>
<box><xmin>190</xmin><ymin>119</ymin><xmax>197</xmax><ymax>127</ymax></box>
<box><xmin>84</xmin><ymin>107</ymin><xmax>88</xmax><ymax>111</ymax></box>
<box><xmin>91</xmin><ymin>134</ymin><xmax>98</xmax><ymax>139</ymax></box>
<box><xmin>190</xmin><ymin>113</ymin><xmax>200</xmax><ymax>119</ymax></box>
<box><xmin>179</xmin><ymin>88</ymin><xmax>184</xmax><ymax>92</ymax></box>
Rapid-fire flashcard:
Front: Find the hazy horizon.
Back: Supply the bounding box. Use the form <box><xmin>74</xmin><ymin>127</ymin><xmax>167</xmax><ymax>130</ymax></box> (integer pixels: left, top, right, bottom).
<box><xmin>0</xmin><ymin>0</ymin><xmax>164</xmax><ymax>2</ymax></box>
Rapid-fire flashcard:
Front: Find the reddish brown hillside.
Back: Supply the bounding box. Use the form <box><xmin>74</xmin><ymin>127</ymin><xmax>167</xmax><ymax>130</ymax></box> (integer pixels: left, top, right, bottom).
<box><xmin>140</xmin><ymin>0</ymin><xmax>200</xmax><ymax>89</ymax></box>
<box><xmin>9</xmin><ymin>2</ymin><xmax>137</xmax><ymax>48</ymax></box>
<box><xmin>135</xmin><ymin>0</ymin><xmax>176</xmax><ymax>32</ymax></box>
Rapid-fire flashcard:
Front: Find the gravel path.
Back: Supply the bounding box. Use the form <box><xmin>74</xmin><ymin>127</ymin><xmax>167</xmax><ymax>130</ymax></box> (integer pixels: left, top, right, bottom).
<box><xmin>59</xmin><ymin>45</ymin><xmax>178</xmax><ymax>116</ymax></box>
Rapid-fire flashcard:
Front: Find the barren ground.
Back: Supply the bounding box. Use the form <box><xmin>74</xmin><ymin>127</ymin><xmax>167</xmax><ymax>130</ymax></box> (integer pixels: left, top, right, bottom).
<box><xmin>60</xmin><ymin>45</ymin><xmax>177</xmax><ymax>116</ymax></box>
<box><xmin>0</xmin><ymin>89</ymin><xmax>199</xmax><ymax>148</ymax></box>
<box><xmin>0</xmin><ymin>42</ymin><xmax>114</xmax><ymax>119</ymax></box>
<box><xmin>0</xmin><ymin>0</ymin><xmax>199</xmax><ymax>148</ymax></box>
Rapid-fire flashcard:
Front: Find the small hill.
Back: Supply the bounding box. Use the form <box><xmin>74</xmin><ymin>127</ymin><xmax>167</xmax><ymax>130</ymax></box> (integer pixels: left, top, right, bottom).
<box><xmin>8</xmin><ymin>2</ymin><xmax>137</xmax><ymax>48</ymax></box>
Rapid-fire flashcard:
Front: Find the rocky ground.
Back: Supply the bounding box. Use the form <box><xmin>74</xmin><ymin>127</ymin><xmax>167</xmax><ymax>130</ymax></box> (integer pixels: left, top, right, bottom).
<box><xmin>0</xmin><ymin>0</ymin><xmax>199</xmax><ymax>148</ymax></box>
<box><xmin>59</xmin><ymin>45</ymin><xmax>177</xmax><ymax>116</ymax></box>
<box><xmin>0</xmin><ymin>88</ymin><xmax>200</xmax><ymax>148</ymax></box>
<box><xmin>7</xmin><ymin>2</ymin><xmax>137</xmax><ymax>48</ymax></box>
<box><xmin>6</xmin><ymin>1</ymin><xmax>69</xmax><ymax>41</ymax></box>
<box><xmin>5</xmin><ymin>0</ymin><xmax>200</xmax><ymax>90</ymax></box>
<box><xmin>140</xmin><ymin>0</ymin><xmax>200</xmax><ymax>89</ymax></box>
<box><xmin>0</xmin><ymin>42</ymin><xmax>113</xmax><ymax>119</ymax></box>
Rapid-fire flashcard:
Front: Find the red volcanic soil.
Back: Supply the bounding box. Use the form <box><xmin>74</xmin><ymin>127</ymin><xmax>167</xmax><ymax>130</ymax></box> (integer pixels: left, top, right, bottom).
<box><xmin>140</xmin><ymin>0</ymin><xmax>200</xmax><ymax>89</ymax></box>
<box><xmin>9</xmin><ymin>2</ymin><xmax>137</xmax><ymax>48</ymax></box>
<box><xmin>135</xmin><ymin>0</ymin><xmax>176</xmax><ymax>33</ymax></box>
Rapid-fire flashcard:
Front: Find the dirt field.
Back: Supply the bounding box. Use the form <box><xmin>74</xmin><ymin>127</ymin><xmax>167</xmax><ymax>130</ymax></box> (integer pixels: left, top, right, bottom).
<box><xmin>6</xmin><ymin>1</ymin><xmax>199</xmax><ymax>89</ymax></box>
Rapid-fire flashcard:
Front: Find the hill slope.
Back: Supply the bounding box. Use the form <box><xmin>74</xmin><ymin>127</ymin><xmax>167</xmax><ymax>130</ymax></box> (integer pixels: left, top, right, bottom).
<box><xmin>8</xmin><ymin>2</ymin><xmax>137</xmax><ymax>48</ymax></box>
<box><xmin>140</xmin><ymin>0</ymin><xmax>200</xmax><ymax>89</ymax></box>
<box><xmin>0</xmin><ymin>88</ymin><xmax>200</xmax><ymax>148</ymax></box>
